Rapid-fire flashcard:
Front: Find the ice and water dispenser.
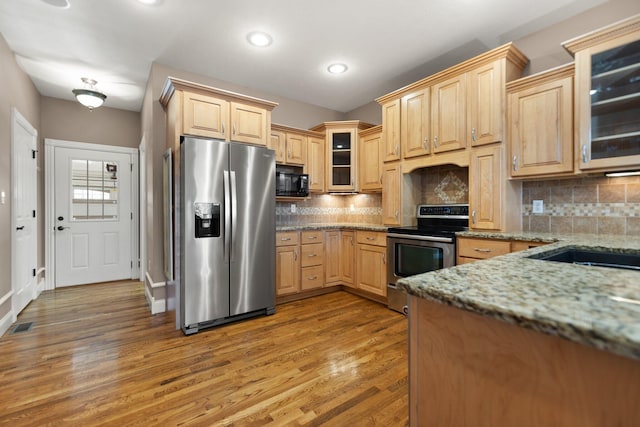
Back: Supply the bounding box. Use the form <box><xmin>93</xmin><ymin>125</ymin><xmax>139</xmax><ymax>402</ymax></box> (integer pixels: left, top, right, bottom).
<box><xmin>194</xmin><ymin>202</ymin><xmax>220</xmax><ymax>238</ymax></box>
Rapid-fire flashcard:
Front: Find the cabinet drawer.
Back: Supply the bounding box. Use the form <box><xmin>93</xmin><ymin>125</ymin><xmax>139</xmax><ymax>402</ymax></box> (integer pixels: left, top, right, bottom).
<box><xmin>301</xmin><ymin>265</ymin><xmax>324</xmax><ymax>291</ymax></box>
<box><xmin>276</xmin><ymin>231</ymin><xmax>299</xmax><ymax>246</ymax></box>
<box><xmin>511</xmin><ymin>241</ymin><xmax>547</xmax><ymax>252</ymax></box>
<box><xmin>301</xmin><ymin>243</ymin><xmax>324</xmax><ymax>267</ymax></box>
<box><xmin>356</xmin><ymin>231</ymin><xmax>386</xmax><ymax>246</ymax></box>
<box><xmin>457</xmin><ymin>238</ymin><xmax>510</xmax><ymax>259</ymax></box>
<box><xmin>301</xmin><ymin>230</ymin><xmax>324</xmax><ymax>244</ymax></box>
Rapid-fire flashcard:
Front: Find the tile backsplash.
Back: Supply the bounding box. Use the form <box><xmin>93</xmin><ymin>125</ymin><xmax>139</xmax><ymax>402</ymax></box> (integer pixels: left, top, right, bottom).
<box><xmin>522</xmin><ymin>175</ymin><xmax>640</xmax><ymax>236</ymax></box>
<box><xmin>420</xmin><ymin>165</ymin><xmax>469</xmax><ymax>204</ymax></box>
<box><xmin>276</xmin><ymin>193</ymin><xmax>382</xmax><ymax>226</ymax></box>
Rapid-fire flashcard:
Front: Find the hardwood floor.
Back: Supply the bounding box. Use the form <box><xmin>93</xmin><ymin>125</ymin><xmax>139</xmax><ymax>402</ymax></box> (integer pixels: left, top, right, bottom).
<box><xmin>0</xmin><ymin>281</ymin><xmax>408</xmax><ymax>426</ymax></box>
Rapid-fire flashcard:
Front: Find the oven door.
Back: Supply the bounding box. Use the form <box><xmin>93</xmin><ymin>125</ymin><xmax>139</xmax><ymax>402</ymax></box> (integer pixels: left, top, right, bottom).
<box><xmin>386</xmin><ymin>234</ymin><xmax>455</xmax><ymax>313</ymax></box>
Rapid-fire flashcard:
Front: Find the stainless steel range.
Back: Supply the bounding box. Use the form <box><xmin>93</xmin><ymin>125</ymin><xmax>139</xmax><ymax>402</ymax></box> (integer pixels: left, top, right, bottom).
<box><xmin>386</xmin><ymin>204</ymin><xmax>469</xmax><ymax>314</ymax></box>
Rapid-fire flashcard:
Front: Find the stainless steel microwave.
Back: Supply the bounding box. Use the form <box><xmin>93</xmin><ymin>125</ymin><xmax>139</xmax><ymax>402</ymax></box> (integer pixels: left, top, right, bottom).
<box><xmin>276</xmin><ymin>171</ymin><xmax>309</xmax><ymax>197</ymax></box>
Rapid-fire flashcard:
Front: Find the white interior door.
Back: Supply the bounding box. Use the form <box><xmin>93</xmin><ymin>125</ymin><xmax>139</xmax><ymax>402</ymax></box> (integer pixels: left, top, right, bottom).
<box><xmin>12</xmin><ymin>109</ymin><xmax>37</xmax><ymax>316</ymax></box>
<box><xmin>54</xmin><ymin>147</ymin><xmax>133</xmax><ymax>287</ymax></box>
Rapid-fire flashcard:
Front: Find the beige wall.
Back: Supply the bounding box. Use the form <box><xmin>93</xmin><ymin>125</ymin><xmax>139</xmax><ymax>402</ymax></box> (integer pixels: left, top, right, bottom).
<box><xmin>41</xmin><ymin>97</ymin><xmax>140</xmax><ymax>148</ymax></box>
<box><xmin>0</xmin><ymin>34</ymin><xmax>41</xmax><ymax>323</ymax></box>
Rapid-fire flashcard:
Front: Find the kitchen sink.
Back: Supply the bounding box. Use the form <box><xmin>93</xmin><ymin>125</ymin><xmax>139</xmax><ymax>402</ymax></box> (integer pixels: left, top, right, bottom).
<box><xmin>528</xmin><ymin>247</ymin><xmax>640</xmax><ymax>272</ymax></box>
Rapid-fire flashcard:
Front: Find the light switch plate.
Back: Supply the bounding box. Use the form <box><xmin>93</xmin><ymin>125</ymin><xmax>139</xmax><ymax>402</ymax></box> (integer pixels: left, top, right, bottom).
<box><xmin>290</xmin><ymin>203</ymin><xmax>296</xmax><ymax>213</ymax></box>
<box><xmin>532</xmin><ymin>199</ymin><xmax>544</xmax><ymax>214</ymax></box>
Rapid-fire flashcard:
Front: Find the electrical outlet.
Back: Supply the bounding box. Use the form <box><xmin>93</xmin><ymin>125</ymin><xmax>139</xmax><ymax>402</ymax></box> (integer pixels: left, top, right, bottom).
<box><xmin>532</xmin><ymin>199</ymin><xmax>544</xmax><ymax>214</ymax></box>
<box><xmin>290</xmin><ymin>203</ymin><xmax>296</xmax><ymax>213</ymax></box>
<box><xmin>349</xmin><ymin>204</ymin><xmax>355</xmax><ymax>212</ymax></box>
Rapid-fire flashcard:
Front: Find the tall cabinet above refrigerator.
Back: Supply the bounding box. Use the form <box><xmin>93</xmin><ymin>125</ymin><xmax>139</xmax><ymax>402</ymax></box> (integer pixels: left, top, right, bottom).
<box><xmin>179</xmin><ymin>136</ymin><xmax>275</xmax><ymax>334</ymax></box>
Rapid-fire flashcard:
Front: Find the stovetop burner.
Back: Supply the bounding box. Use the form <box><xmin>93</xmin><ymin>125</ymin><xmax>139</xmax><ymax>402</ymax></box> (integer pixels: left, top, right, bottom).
<box><xmin>387</xmin><ymin>204</ymin><xmax>469</xmax><ymax>237</ymax></box>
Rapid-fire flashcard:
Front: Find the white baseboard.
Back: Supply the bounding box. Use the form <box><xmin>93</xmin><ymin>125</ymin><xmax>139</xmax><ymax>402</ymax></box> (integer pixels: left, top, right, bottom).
<box><xmin>145</xmin><ymin>272</ymin><xmax>166</xmax><ymax>314</ymax></box>
<box><xmin>36</xmin><ymin>277</ymin><xmax>45</xmax><ymax>298</ymax></box>
<box><xmin>0</xmin><ymin>310</ymin><xmax>13</xmax><ymax>337</ymax></box>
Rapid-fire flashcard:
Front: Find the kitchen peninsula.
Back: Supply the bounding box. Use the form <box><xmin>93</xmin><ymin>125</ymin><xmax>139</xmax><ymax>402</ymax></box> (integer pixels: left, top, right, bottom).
<box><xmin>398</xmin><ymin>232</ymin><xmax>640</xmax><ymax>426</ymax></box>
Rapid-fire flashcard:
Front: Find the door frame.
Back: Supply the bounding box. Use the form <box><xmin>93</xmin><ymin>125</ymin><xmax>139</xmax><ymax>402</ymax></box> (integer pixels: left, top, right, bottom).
<box><xmin>44</xmin><ymin>139</ymin><xmax>139</xmax><ymax>290</ymax></box>
<box><xmin>11</xmin><ymin>108</ymin><xmax>38</xmax><ymax>322</ymax></box>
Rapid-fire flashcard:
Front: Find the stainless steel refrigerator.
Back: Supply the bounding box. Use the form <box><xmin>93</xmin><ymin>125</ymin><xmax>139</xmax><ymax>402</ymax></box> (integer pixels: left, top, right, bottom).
<box><xmin>179</xmin><ymin>136</ymin><xmax>275</xmax><ymax>334</ymax></box>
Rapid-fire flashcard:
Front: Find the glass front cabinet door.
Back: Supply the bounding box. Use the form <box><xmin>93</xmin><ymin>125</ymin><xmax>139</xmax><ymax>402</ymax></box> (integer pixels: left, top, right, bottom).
<box><xmin>565</xmin><ymin>16</ymin><xmax>640</xmax><ymax>171</ymax></box>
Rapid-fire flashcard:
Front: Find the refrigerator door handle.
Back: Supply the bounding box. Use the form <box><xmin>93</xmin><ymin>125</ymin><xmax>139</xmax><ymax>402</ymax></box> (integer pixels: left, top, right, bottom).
<box><xmin>230</xmin><ymin>170</ymin><xmax>238</xmax><ymax>262</ymax></box>
<box><xmin>223</xmin><ymin>170</ymin><xmax>231</xmax><ymax>262</ymax></box>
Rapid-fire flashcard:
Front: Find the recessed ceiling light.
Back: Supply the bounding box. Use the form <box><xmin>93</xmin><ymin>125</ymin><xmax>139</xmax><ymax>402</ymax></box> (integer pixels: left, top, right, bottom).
<box><xmin>137</xmin><ymin>0</ymin><xmax>161</xmax><ymax>4</ymax></box>
<box><xmin>247</xmin><ymin>32</ymin><xmax>273</xmax><ymax>47</ymax></box>
<box><xmin>40</xmin><ymin>0</ymin><xmax>70</xmax><ymax>8</ymax></box>
<box><xmin>327</xmin><ymin>63</ymin><xmax>348</xmax><ymax>74</ymax></box>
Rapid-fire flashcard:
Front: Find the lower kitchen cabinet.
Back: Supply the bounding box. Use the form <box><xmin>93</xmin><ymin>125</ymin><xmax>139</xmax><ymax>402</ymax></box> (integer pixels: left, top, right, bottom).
<box><xmin>276</xmin><ymin>231</ymin><xmax>300</xmax><ymax>296</ymax></box>
<box><xmin>340</xmin><ymin>231</ymin><xmax>356</xmax><ymax>287</ymax></box>
<box><xmin>300</xmin><ymin>231</ymin><xmax>324</xmax><ymax>291</ymax></box>
<box><xmin>355</xmin><ymin>231</ymin><xmax>387</xmax><ymax>297</ymax></box>
<box><xmin>325</xmin><ymin>231</ymin><xmax>341</xmax><ymax>285</ymax></box>
<box><xmin>457</xmin><ymin>236</ymin><xmax>549</xmax><ymax>264</ymax></box>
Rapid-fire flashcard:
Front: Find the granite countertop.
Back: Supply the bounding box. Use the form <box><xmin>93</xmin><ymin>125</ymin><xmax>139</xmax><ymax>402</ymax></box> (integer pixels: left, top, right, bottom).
<box><xmin>397</xmin><ymin>232</ymin><xmax>640</xmax><ymax>360</ymax></box>
<box><xmin>277</xmin><ymin>223</ymin><xmax>387</xmax><ymax>232</ymax></box>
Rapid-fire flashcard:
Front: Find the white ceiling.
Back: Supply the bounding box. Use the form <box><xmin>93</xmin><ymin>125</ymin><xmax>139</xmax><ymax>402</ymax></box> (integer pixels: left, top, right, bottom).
<box><xmin>0</xmin><ymin>0</ymin><xmax>608</xmax><ymax>113</ymax></box>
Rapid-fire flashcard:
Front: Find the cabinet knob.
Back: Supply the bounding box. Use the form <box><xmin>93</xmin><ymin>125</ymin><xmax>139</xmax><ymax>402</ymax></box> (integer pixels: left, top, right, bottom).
<box><xmin>233</xmin><ymin>123</ymin><xmax>237</xmax><ymax>135</ymax></box>
<box><xmin>473</xmin><ymin>248</ymin><xmax>492</xmax><ymax>253</ymax></box>
<box><xmin>471</xmin><ymin>210</ymin><xmax>477</xmax><ymax>225</ymax></box>
<box><xmin>423</xmin><ymin>137</ymin><xmax>429</xmax><ymax>149</ymax></box>
<box><xmin>513</xmin><ymin>155</ymin><xmax>518</xmax><ymax>172</ymax></box>
<box><xmin>582</xmin><ymin>144</ymin><xmax>588</xmax><ymax>164</ymax></box>
<box><xmin>395</xmin><ymin>210</ymin><xmax>399</xmax><ymax>219</ymax></box>
<box><xmin>221</xmin><ymin>123</ymin><xmax>225</xmax><ymax>135</ymax></box>
<box><xmin>471</xmin><ymin>127</ymin><xmax>477</xmax><ymax>142</ymax></box>
<box><xmin>394</xmin><ymin>144</ymin><xmax>399</xmax><ymax>155</ymax></box>
<box><xmin>433</xmin><ymin>136</ymin><xmax>438</xmax><ymax>149</ymax></box>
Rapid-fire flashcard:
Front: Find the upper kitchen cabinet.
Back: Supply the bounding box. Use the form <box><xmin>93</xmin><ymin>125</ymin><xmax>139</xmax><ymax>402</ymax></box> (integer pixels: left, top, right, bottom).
<box><xmin>431</xmin><ymin>74</ymin><xmax>467</xmax><ymax>153</ymax></box>
<box><xmin>306</xmin><ymin>134</ymin><xmax>325</xmax><ymax>193</ymax></box>
<box><xmin>358</xmin><ymin>125</ymin><xmax>383</xmax><ymax>192</ymax></box>
<box><xmin>382</xmin><ymin>99</ymin><xmax>401</xmax><ymax>162</ymax></box>
<box><xmin>469</xmin><ymin>145</ymin><xmax>502</xmax><ymax>231</ymax></box>
<box><xmin>507</xmin><ymin>64</ymin><xmax>574</xmax><ymax>178</ymax></box>
<box><xmin>401</xmin><ymin>87</ymin><xmax>431</xmax><ymax>159</ymax></box>
<box><xmin>160</xmin><ymin>77</ymin><xmax>277</xmax><ymax>148</ymax></box>
<box><xmin>563</xmin><ymin>15</ymin><xmax>640</xmax><ymax>172</ymax></box>
<box><xmin>269</xmin><ymin>124</ymin><xmax>319</xmax><ymax>168</ymax></box>
<box><xmin>468</xmin><ymin>60</ymin><xmax>504</xmax><ymax>146</ymax></box>
<box><xmin>311</xmin><ymin>121</ymin><xmax>374</xmax><ymax>192</ymax></box>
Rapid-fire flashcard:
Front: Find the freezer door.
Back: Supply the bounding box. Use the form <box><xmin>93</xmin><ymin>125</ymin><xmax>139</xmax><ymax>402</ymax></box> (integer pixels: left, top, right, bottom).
<box><xmin>229</xmin><ymin>143</ymin><xmax>275</xmax><ymax>316</ymax></box>
<box><xmin>181</xmin><ymin>138</ymin><xmax>230</xmax><ymax>326</ymax></box>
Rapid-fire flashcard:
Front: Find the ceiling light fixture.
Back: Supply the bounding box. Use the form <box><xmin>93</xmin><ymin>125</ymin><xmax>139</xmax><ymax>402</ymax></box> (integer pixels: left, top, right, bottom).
<box><xmin>72</xmin><ymin>78</ymin><xmax>107</xmax><ymax>110</ymax></box>
<box><xmin>137</xmin><ymin>0</ymin><xmax>161</xmax><ymax>5</ymax></box>
<box><xmin>247</xmin><ymin>32</ymin><xmax>273</xmax><ymax>47</ymax></box>
<box><xmin>605</xmin><ymin>170</ymin><xmax>640</xmax><ymax>177</ymax></box>
<box><xmin>327</xmin><ymin>63</ymin><xmax>348</xmax><ymax>74</ymax></box>
<box><xmin>41</xmin><ymin>0</ymin><xmax>70</xmax><ymax>8</ymax></box>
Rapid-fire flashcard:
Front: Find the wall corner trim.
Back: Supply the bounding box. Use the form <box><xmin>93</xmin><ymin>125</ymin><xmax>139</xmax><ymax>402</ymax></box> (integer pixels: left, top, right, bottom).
<box><xmin>0</xmin><ymin>310</ymin><xmax>13</xmax><ymax>338</ymax></box>
<box><xmin>145</xmin><ymin>272</ymin><xmax>166</xmax><ymax>314</ymax></box>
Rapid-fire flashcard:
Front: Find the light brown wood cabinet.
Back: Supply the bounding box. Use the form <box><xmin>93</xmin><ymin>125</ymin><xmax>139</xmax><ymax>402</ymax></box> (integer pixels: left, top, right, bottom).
<box><xmin>306</xmin><ymin>135</ymin><xmax>325</xmax><ymax>192</ymax></box>
<box><xmin>457</xmin><ymin>236</ymin><xmax>549</xmax><ymax>264</ymax></box>
<box><xmin>300</xmin><ymin>231</ymin><xmax>324</xmax><ymax>291</ymax></box>
<box><xmin>401</xmin><ymin>87</ymin><xmax>431</xmax><ymax>159</ymax></box>
<box><xmin>276</xmin><ymin>232</ymin><xmax>300</xmax><ymax>296</ymax></box>
<box><xmin>469</xmin><ymin>145</ymin><xmax>502</xmax><ymax>230</ymax></box>
<box><xmin>468</xmin><ymin>60</ymin><xmax>504</xmax><ymax>146</ymax></box>
<box><xmin>507</xmin><ymin>64</ymin><xmax>574</xmax><ymax>178</ymax></box>
<box><xmin>382</xmin><ymin>99</ymin><xmax>401</xmax><ymax>162</ymax></box>
<box><xmin>270</xmin><ymin>125</ymin><xmax>308</xmax><ymax>166</ymax></box>
<box><xmin>382</xmin><ymin>162</ymin><xmax>401</xmax><ymax>226</ymax></box>
<box><xmin>358</xmin><ymin>125</ymin><xmax>383</xmax><ymax>192</ymax></box>
<box><xmin>160</xmin><ymin>78</ymin><xmax>276</xmax><ymax>148</ymax></box>
<box><xmin>355</xmin><ymin>231</ymin><xmax>387</xmax><ymax>297</ymax></box>
<box><xmin>563</xmin><ymin>15</ymin><xmax>640</xmax><ymax>173</ymax></box>
<box><xmin>310</xmin><ymin>121</ymin><xmax>374</xmax><ymax>192</ymax></box>
<box><xmin>431</xmin><ymin>74</ymin><xmax>467</xmax><ymax>154</ymax></box>
<box><xmin>340</xmin><ymin>231</ymin><xmax>356</xmax><ymax>287</ymax></box>
<box><xmin>325</xmin><ymin>231</ymin><xmax>341</xmax><ymax>285</ymax></box>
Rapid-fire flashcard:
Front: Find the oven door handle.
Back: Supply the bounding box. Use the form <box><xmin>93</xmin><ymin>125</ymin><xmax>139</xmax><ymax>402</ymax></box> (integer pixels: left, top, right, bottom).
<box><xmin>387</xmin><ymin>233</ymin><xmax>454</xmax><ymax>243</ymax></box>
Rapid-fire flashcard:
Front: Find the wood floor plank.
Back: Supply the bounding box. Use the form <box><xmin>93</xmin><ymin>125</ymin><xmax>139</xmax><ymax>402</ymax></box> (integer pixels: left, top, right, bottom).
<box><xmin>0</xmin><ymin>281</ymin><xmax>408</xmax><ymax>426</ymax></box>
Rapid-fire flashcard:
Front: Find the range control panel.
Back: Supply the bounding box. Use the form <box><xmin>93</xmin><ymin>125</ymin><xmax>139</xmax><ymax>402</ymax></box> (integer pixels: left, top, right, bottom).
<box><xmin>418</xmin><ymin>204</ymin><xmax>469</xmax><ymax>218</ymax></box>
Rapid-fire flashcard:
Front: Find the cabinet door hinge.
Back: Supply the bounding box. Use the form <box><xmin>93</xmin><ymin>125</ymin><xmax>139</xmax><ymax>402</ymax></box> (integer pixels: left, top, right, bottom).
<box><xmin>33</xmin><ymin>210</ymin><xmax>36</xmax><ymax>218</ymax></box>
<box><xmin>32</xmin><ymin>149</ymin><xmax>38</xmax><ymax>159</ymax></box>
<box><xmin>131</xmin><ymin>261</ymin><xmax>133</xmax><ymax>268</ymax></box>
<box><xmin>131</xmin><ymin>212</ymin><xmax>133</xmax><ymax>220</ymax></box>
<box><xmin>32</xmin><ymin>268</ymin><xmax>36</xmax><ymax>277</ymax></box>
<box><xmin>130</xmin><ymin>163</ymin><xmax>133</xmax><ymax>171</ymax></box>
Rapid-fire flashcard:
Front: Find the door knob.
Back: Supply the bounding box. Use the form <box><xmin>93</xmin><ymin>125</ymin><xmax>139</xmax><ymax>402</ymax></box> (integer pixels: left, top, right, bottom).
<box><xmin>57</xmin><ymin>226</ymin><xmax>69</xmax><ymax>231</ymax></box>
<box><xmin>57</xmin><ymin>216</ymin><xmax>64</xmax><ymax>221</ymax></box>
<box><xmin>16</xmin><ymin>226</ymin><xmax>24</xmax><ymax>231</ymax></box>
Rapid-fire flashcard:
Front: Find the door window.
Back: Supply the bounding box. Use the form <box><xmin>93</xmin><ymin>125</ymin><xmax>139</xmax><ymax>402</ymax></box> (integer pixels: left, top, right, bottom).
<box><xmin>71</xmin><ymin>159</ymin><xmax>119</xmax><ymax>220</ymax></box>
